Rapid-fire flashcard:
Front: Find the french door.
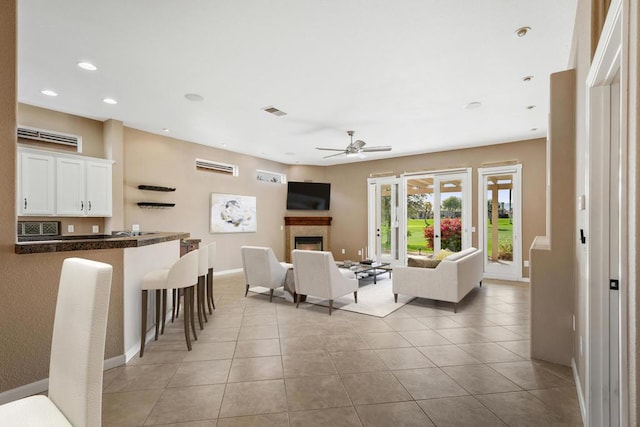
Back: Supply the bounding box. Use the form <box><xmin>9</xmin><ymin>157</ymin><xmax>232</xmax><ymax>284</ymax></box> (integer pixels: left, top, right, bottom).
<box><xmin>401</xmin><ymin>169</ymin><xmax>471</xmax><ymax>260</ymax></box>
<box><xmin>478</xmin><ymin>165</ymin><xmax>522</xmax><ymax>280</ymax></box>
<box><xmin>367</xmin><ymin>178</ymin><xmax>401</xmax><ymax>265</ymax></box>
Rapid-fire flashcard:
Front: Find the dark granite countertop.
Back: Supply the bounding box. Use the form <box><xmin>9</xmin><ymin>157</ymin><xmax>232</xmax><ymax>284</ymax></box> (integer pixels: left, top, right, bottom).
<box><xmin>15</xmin><ymin>232</ymin><xmax>190</xmax><ymax>254</ymax></box>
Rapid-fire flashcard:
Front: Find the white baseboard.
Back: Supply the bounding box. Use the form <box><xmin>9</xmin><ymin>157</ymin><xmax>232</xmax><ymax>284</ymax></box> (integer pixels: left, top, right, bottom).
<box><xmin>213</xmin><ymin>268</ymin><xmax>243</xmax><ymax>276</ymax></box>
<box><xmin>0</xmin><ymin>378</ymin><xmax>48</xmax><ymax>405</ymax></box>
<box><xmin>0</xmin><ymin>355</ymin><xmax>126</xmax><ymax>405</ymax></box>
<box><xmin>571</xmin><ymin>358</ymin><xmax>587</xmax><ymax>426</ymax></box>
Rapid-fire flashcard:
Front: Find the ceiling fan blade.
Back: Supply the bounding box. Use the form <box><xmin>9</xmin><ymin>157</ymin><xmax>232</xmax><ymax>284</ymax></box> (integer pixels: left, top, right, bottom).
<box><xmin>316</xmin><ymin>147</ymin><xmax>346</xmax><ymax>151</ymax></box>
<box><xmin>323</xmin><ymin>152</ymin><xmax>347</xmax><ymax>159</ymax></box>
<box><xmin>361</xmin><ymin>146</ymin><xmax>392</xmax><ymax>152</ymax></box>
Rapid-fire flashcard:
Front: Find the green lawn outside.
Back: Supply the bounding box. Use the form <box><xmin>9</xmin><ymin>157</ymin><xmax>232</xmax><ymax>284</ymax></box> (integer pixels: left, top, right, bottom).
<box><xmin>406</xmin><ymin>218</ymin><xmax>433</xmax><ymax>254</ymax></box>
<box><xmin>486</xmin><ymin>217</ymin><xmax>513</xmax><ymax>255</ymax></box>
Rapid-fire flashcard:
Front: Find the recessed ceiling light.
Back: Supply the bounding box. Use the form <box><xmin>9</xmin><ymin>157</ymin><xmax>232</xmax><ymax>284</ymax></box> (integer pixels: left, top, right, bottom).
<box><xmin>184</xmin><ymin>93</ymin><xmax>204</xmax><ymax>102</ymax></box>
<box><xmin>162</xmin><ymin>128</ymin><xmax>169</xmax><ymax>133</ymax></box>
<box><xmin>522</xmin><ymin>75</ymin><xmax>534</xmax><ymax>82</ymax></box>
<box><xmin>222</xmin><ymin>143</ymin><xmax>227</xmax><ymax>147</ymax></box>
<box><xmin>515</xmin><ymin>26</ymin><xmax>531</xmax><ymax>37</ymax></box>
<box><xmin>102</xmin><ymin>98</ymin><xmax>117</xmax><ymax>105</ymax></box>
<box><xmin>464</xmin><ymin>101</ymin><xmax>482</xmax><ymax>110</ymax></box>
<box><xmin>530</xmin><ymin>128</ymin><xmax>538</xmax><ymax>131</ymax></box>
<box><xmin>77</xmin><ymin>61</ymin><xmax>97</xmax><ymax>71</ymax></box>
<box><xmin>41</xmin><ymin>89</ymin><xmax>58</xmax><ymax>97</ymax></box>
<box><xmin>526</xmin><ymin>105</ymin><xmax>536</xmax><ymax>110</ymax></box>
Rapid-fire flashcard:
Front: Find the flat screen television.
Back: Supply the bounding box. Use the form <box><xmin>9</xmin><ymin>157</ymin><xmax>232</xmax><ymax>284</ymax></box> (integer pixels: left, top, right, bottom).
<box><xmin>286</xmin><ymin>181</ymin><xmax>331</xmax><ymax>210</ymax></box>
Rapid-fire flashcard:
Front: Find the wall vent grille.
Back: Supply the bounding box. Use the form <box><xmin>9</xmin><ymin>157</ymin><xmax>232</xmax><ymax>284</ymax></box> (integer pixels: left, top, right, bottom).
<box><xmin>195</xmin><ymin>158</ymin><xmax>238</xmax><ymax>176</ymax></box>
<box><xmin>17</xmin><ymin>125</ymin><xmax>82</xmax><ymax>150</ymax></box>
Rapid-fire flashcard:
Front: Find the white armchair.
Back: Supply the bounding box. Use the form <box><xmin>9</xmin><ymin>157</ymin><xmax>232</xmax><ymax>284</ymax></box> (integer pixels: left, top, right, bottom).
<box><xmin>291</xmin><ymin>249</ymin><xmax>358</xmax><ymax>315</ymax></box>
<box><xmin>241</xmin><ymin>246</ymin><xmax>292</xmax><ymax>302</ymax></box>
<box><xmin>0</xmin><ymin>257</ymin><xmax>113</xmax><ymax>427</ymax></box>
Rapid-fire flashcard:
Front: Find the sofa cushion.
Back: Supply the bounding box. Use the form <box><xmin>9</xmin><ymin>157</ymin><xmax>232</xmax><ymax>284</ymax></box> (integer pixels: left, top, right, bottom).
<box><xmin>444</xmin><ymin>247</ymin><xmax>477</xmax><ymax>261</ymax></box>
<box><xmin>407</xmin><ymin>257</ymin><xmax>441</xmax><ymax>269</ymax></box>
<box><xmin>434</xmin><ymin>249</ymin><xmax>454</xmax><ymax>260</ymax></box>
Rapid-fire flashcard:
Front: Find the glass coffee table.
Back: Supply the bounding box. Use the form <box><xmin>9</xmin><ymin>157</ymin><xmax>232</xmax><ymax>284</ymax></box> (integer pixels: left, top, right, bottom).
<box><xmin>337</xmin><ymin>261</ymin><xmax>392</xmax><ymax>284</ymax></box>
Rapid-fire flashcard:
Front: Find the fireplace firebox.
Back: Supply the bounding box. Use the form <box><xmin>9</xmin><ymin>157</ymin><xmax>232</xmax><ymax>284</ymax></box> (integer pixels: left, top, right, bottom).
<box><xmin>295</xmin><ymin>236</ymin><xmax>323</xmax><ymax>251</ymax></box>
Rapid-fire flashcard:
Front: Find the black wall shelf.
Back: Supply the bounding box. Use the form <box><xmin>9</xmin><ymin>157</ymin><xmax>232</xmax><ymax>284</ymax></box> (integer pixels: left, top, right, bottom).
<box><xmin>138</xmin><ymin>185</ymin><xmax>176</xmax><ymax>192</ymax></box>
<box><xmin>137</xmin><ymin>202</ymin><xmax>175</xmax><ymax>209</ymax></box>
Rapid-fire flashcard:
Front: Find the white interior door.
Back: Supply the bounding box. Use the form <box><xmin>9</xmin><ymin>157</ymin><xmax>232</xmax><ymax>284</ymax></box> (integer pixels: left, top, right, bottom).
<box><xmin>585</xmin><ymin>1</ymin><xmax>627</xmax><ymax>423</ymax></box>
<box><xmin>478</xmin><ymin>165</ymin><xmax>522</xmax><ymax>280</ymax></box>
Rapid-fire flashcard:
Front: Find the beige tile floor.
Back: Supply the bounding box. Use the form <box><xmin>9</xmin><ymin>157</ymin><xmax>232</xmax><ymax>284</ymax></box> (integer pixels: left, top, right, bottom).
<box><xmin>102</xmin><ymin>273</ymin><xmax>583</xmax><ymax>426</ymax></box>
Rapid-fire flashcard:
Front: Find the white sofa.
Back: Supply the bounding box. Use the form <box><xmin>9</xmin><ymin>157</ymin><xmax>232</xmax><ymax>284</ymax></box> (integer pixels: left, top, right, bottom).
<box><xmin>392</xmin><ymin>247</ymin><xmax>483</xmax><ymax>312</ymax></box>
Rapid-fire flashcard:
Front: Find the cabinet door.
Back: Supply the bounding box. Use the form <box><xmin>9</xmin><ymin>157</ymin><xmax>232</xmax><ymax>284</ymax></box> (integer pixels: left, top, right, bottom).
<box><xmin>86</xmin><ymin>161</ymin><xmax>112</xmax><ymax>217</ymax></box>
<box><xmin>20</xmin><ymin>151</ymin><xmax>55</xmax><ymax>215</ymax></box>
<box><xmin>56</xmin><ymin>157</ymin><xmax>86</xmax><ymax>215</ymax></box>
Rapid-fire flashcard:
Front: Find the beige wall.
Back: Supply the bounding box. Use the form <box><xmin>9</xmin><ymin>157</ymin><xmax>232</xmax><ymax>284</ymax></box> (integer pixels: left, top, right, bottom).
<box><xmin>18</xmin><ymin>103</ymin><xmax>105</xmax><ymax>158</ymax></box>
<box><xmin>124</xmin><ymin>129</ymin><xmax>545</xmax><ymax>275</ymax></box>
<box><xmin>530</xmin><ymin>69</ymin><xmax>576</xmax><ymax>367</ymax></box>
<box><xmin>0</xmin><ymin>2</ymin><xmax>116</xmax><ymax>393</ymax></box>
<box><xmin>326</xmin><ymin>139</ymin><xmax>547</xmax><ymax>276</ymax></box>
<box><xmin>123</xmin><ymin>128</ymin><xmax>291</xmax><ymax>271</ymax></box>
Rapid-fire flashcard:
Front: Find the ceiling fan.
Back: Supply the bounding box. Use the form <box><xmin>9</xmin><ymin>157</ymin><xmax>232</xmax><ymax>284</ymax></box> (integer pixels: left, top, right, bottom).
<box><xmin>316</xmin><ymin>131</ymin><xmax>392</xmax><ymax>159</ymax></box>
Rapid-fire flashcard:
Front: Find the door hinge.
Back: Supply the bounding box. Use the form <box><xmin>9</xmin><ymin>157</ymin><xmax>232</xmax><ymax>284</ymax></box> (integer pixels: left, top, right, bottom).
<box><xmin>610</xmin><ymin>279</ymin><xmax>619</xmax><ymax>290</ymax></box>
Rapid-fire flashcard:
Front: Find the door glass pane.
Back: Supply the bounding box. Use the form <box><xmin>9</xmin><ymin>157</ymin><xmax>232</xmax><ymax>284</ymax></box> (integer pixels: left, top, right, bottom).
<box><xmin>486</xmin><ymin>174</ymin><xmax>514</xmax><ymax>265</ymax></box>
<box><xmin>380</xmin><ymin>184</ymin><xmax>392</xmax><ymax>257</ymax></box>
<box><xmin>439</xmin><ymin>178</ymin><xmax>463</xmax><ymax>252</ymax></box>
<box><xmin>406</xmin><ymin>177</ymin><xmax>434</xmax><ymax>256</ymax></box>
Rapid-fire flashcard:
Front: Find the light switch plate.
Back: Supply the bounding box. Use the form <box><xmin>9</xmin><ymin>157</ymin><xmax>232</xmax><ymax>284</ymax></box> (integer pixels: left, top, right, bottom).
<box><xmin>578</xmin><ymin>195</ymin><xmax>586</xmax><ymax>210</ymax></box>
<box><xmin>132</xmin><ymin>224</ymin><xmax>140</xmax><ymax>232</ymax></box>
<box><xmin>92</xmin><ymin>225</ymin><xmax>99</xmax><ymax>233</ymax></box>
<box><xmin>67</xmin><ymin>225</ymin><xmax>74</xmax><ymax>233</ymax></box>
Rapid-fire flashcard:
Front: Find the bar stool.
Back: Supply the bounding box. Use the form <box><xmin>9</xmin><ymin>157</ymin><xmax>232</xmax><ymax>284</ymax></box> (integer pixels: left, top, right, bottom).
<box><xmin>196</xmin><ymin>245</ymin><xmax>209</xmax><ymax>328</ymax></box>
<box><xmin>140</xmin><ymin>249</ymin><xmax>198</xmax><ymax>357</ymax></box>
<box><xmin>206</xmin><ymin>242</ymin><xmax>216</xmax><ymax>313</ymax></box>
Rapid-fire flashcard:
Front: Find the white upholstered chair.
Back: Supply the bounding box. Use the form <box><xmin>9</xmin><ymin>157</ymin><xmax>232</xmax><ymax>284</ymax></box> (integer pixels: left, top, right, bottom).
<box><xmin>206</xmin><ymin>242</ymin><xmax>216</xmax><ymax>313</ymax></box>
<box><xmin>0</xmin><ymin>257</ymin><xmax>113</xmax><ymax>427</ymax></box>
<box><xmin>140</xmin><ymin>249</ymin><xmax>199</xmax><ymax>356</ymax></box>
<box><xmin>291</xmin><ymin>249</ymin><xmax>358</xmax><ymax>315</ymax></box>
<box><xmin>241</xmin><ymin>246</ymin><xmax>291</xmax><ymax>302</ymax></box>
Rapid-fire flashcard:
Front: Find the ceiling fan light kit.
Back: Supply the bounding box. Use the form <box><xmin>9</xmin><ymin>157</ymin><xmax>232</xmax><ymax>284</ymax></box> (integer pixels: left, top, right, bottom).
<box><xmin>316</xmin><ymin>130</ymin><xmax>392</xmax><ymax>159</ymax></box>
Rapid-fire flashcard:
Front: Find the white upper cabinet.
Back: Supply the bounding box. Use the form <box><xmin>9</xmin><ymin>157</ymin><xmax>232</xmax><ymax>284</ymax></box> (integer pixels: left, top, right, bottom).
<box><xmin>18</xmin><ymin>147</ymin><xmax>113</xmax><ymax>217</ymax></box>
<box><xmin>56</xmin><ymin>157</ymin><xmax>86</xmax><ymax>215</ymax></box>
<box><xmin>19</xmin><ymin>150</ymin><xmax>55</xmax><ymax>215</ymax></box>
<box><xmin>85</xmin><ymin>161</ymin><xmax>112</xmax><ymax>216</ymax></box>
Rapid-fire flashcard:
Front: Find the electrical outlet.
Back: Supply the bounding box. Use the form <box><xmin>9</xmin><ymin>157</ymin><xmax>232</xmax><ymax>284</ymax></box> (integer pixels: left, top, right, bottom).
<box><xmin>67</xmin><ymin>224</ymin><xmax>74</xmax><ymax>233</ymax></box>
<box><xmin>524</xmin><ymin>260</ymin><xmax>529</xmax><ymax>267</ymax></box>
<box><xmin>357</xmin><ymin>250</ymin><xmax>362</xmax><ymax>256</ymax></box>
<box><xmin>132</xmin><ymin>224</ymin><xmax>140</xmax><ymax>232</ymax></box>
<box><xmin>341</xmin><ymin>249</ymin><xmax>346</xmax><ymax>254</ymax></box>
<box><xmin>92</xmin><ymin>225</ymin><xmax>99</xmax><ymax>233</ymax></box>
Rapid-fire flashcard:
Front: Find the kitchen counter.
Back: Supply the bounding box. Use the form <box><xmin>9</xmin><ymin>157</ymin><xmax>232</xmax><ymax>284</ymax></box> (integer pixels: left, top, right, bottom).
<box><xmin>15</xmin><ymin>231</ymin><xmax>190</xmax><ymax>254</ymax></box>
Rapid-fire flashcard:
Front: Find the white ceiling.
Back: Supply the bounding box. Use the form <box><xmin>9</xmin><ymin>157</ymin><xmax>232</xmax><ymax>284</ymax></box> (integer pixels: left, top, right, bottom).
<box><xmin>17</xmin><ymin>0</ymin><xmax>578</xmax><ymax>166</ymax></box>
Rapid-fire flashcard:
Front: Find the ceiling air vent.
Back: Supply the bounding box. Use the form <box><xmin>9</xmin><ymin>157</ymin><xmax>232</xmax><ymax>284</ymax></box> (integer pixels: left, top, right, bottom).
<box><xmin>262</xmin><ymin>106</ymin><xmax>287</xmax><ymax>117</ymax></box>
<box><xmin>17</xmin><ymin>125</ymin><xmax>82</xmax><ymax>150</ymax></box>
<box><xmin>195</xmin><ymin>158</ymin><xmax>239</xmax><ymax>176</ymax></box>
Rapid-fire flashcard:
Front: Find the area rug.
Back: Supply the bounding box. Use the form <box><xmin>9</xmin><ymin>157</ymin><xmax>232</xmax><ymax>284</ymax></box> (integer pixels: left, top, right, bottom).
<box><xmin>249</xmin><ymin>277</ymin><xmax>414</xmax><ymax>318</ymax></box>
